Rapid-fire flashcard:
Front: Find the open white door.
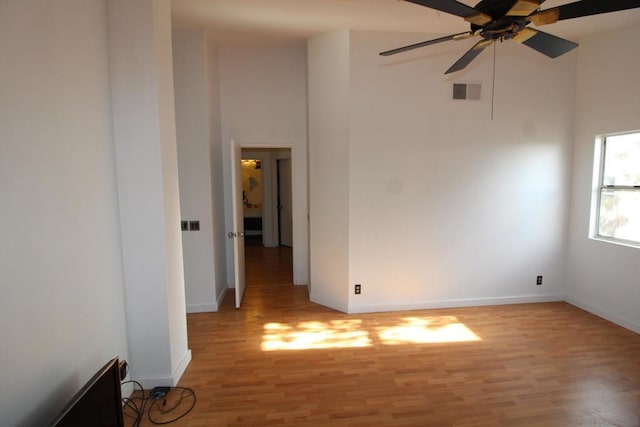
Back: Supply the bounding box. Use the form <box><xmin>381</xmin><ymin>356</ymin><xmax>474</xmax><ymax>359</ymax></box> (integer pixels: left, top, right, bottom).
<box><xmin>230</xmin><ymin>141</ymin><xmax>246</xmax><ymax>308</ymax></box>
<box><xmin>278</xmin><ymin>158</ymin><xmax>293</xmax><ymax>247</ymax></box>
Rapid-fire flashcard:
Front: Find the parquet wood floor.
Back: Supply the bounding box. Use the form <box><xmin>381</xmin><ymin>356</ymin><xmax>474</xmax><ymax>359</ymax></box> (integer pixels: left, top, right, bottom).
<box><xmin>129</xmin><ymin>248</ymin><xmax>640</xmax><ymax>426</ymax></box>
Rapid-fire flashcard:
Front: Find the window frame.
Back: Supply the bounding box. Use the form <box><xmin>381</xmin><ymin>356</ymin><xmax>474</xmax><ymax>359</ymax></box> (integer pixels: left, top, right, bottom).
<box><xmin>591</xmin><ymin>131</ymin><xmax>640</xmax><ymax>248</ymax></box>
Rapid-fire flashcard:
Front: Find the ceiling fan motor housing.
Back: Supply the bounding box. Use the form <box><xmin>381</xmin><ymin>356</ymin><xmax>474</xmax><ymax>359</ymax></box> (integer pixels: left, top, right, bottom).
<box><xmin>471</xmin><ymin>0</ymin><xmax>532</xmax><ymax>40</ymax></box>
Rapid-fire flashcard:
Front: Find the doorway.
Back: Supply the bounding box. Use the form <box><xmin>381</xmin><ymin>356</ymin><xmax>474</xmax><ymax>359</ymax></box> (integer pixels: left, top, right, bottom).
<box><xmin>240</xmin><ymin>158</ymin><xmax>264</xmax><ymax>247</ymax></box>
<box><xmin>241</xmin><ymin>148</ymin><xmax>293</xmax><ymax>289</ymax></box>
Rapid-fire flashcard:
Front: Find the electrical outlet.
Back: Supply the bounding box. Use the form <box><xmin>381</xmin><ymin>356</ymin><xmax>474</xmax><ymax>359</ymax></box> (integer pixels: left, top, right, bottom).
<box><xmin>181</xmin><ymin>221</ymin><xmax>188</xmax><ymax>231</ymax></box>
<box><xmin>189</xmin><ymin>220</ymin><xmax>200</xmax><ymax>231</ymax></box>
<box><xmin>536</xmin><ymin>275</ymin><xmax>543</xmax><ymax>285</ymax></box>
<box><xmin>355</xmin><ymin>284</ymin><xmax>361</xmax><ymax>295</ymax></box>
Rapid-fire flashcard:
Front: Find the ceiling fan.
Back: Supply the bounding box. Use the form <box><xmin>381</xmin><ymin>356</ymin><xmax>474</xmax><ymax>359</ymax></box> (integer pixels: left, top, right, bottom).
<box><xmin>380</xmin><ymin>0</ymin><xmax>640</xmax><ymax>74</ymax></box>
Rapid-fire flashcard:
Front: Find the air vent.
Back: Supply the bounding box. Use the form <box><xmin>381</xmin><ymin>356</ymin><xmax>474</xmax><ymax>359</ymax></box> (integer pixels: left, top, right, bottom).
<box><xmin>453</xmin><ymin>83</ymin><xmax>481</xmax><ymax>100</ymax></box>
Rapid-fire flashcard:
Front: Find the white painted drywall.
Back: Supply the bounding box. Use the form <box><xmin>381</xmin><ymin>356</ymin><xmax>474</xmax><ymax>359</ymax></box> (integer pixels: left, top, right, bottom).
<box><xmin>307</xmin><ymin>30</ymin><xmax>352</xmax><ymax>311</ymax></box>
<box><xmin>173</xmin><ymin>29</ymin><xmax>220</xmax><ymax>312</ymax></box>
<box><xmin>108</xmin><ymin>0</ymin><xmax>190</xmax><ymax>386</ymax></box>
<box><xmin>0</xmin><ymin>1</ymin><xmax>128</xmax><ymax>425</ymax></box>
<box><xmin>348</xmin><ymin>31</ymin><xmax>576</xmax><ymax>312</ymax></box>
<box><xmin>565</xmin><ymin>24</ymin><xmax>640</xmax><ymax>333</ymax></box>
<box><xmin>308</xmin><ymin>30</ymin><xmax>576</xmax><ymax>313</ymax></box>
<box><xmin>218</xmin><ymin>42</ymin><xmax>309</xmax><ymax>286</ymax></box>
<box><xmin>154</xmin><ymin>3</ymin><xmax>191</xmax><ymax>380</ymax></box>
<box><xmin>205</xmin><ymin>34</ymin><xmax>228</xmax><ymax>309</ymax></box>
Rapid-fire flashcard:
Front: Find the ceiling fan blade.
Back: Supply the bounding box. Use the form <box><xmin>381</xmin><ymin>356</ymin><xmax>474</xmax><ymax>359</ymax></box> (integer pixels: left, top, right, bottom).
<box><xmin>514</xmin><ymin>28</ymin><xmax>578</xmax><ymax>58</ymax></box>
<box><xmin>445</xmin><ymin>39</ymin><xmax>494</xmax><ymax>74</ymax></box>
<box><xmin>530</xmin><ymin>0</ymin><xmax>640</xmax><ymax>26</ymax></box>
<box><xmin>506</xmin><ymin>0</ymin><xmax>542</xmax><ymax>17</ymax></box>
<box><xmin>405</xmin><ymin>0</ymin><xmax>482</xmax><ymax>18</ymax></box>
<box><xmin>379</xmin><ymin>32</ymin><xmax>474</xmax><ymax>56</ymax></box>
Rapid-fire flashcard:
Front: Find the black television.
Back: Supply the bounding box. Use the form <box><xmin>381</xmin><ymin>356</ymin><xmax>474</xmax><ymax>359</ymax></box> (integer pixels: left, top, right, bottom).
<box><xmin>49</xmin><ymin>357</ymin><xmax>125</xmax><ymax>427</ymax></box>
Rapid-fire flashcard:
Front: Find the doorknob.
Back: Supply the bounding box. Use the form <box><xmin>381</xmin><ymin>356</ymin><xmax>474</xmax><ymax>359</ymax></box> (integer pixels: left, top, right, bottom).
<box><xmin>228</xmin><ymin>232</ymin><xmax>236</xmax><ymax>238</ymax></box>
<box><xmin>239</xmin><ymin>232</ymin><xmax>245</xmax><ymax>237</ymax></box>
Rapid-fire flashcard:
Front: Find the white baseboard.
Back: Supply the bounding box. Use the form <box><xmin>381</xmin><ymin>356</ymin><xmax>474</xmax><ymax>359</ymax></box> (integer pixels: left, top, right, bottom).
<box><xmin>171</xmin><ymin>349</ymin><xmax>192</xmax><ymax>386</ymax></box>
<box><xmin>132</xmin><ymin>349</ymin><xmax>192</xmax><ymax>389</ymax></box>
<box><xmin>309</xmin><ymin>292</ymin><xmax>349</xmax><ymax>313</ymax></box>
<box><xmin>347</xmin><ymin>294</ymin><xmax>564</xmax><ymax>314</ymax></box>
<box><xmin>294</xmin><ymin>275</ymin><xmax>309</xmax><ymax>286</ymax></box>
<box><xmin>134</xmin><ymin>375</ymin><xmax>175</xmax><ymax>389</ymax></box>
<box><xmin>186</xmin><ymin>287</ymin><xmax>230</xmax><ymax>313</ymax></box>
<box><xmin>565</xmin><ymin>296</ymin><xmax>640</xmax><ymax>334</ymax></box>
<box><xmin>217</xmin><ymin>287</ymin><xmax>228</xmax><ymax>308</ymax></box>
<box><xmin>186</xmin><ymin>303</ymin><xmax>217</xmax><ymax>313</ymax></box>
<box><xmin>121</xmin><ymin>381</ymin><xmax>135</xmax><ymax>399</ymax></box>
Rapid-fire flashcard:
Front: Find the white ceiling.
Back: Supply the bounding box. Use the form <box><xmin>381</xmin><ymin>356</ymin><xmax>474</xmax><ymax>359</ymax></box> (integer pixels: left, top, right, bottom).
<box><xmin>171</xmin><ymin>0</ymin><xmax>640</xmax><ymax>44</ymax></box>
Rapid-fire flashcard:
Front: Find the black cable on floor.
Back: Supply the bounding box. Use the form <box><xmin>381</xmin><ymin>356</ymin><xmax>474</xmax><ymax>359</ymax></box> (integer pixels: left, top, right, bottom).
<box><xmin>122</xmin><ymin>378</ymin><xmax>197</xmax><ymax>425</ymax></box>
<box><xmin>147</xmin><ymin>387</ymin><xmax>197</xmax><ymax>425</ymax></box>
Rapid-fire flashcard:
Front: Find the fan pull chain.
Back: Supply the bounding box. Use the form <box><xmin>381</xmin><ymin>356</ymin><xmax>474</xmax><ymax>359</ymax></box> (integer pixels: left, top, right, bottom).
<box><xmin>491</xmin><ymin>42</ymin><xmax>496</xmax><ymax>121</ymax></box>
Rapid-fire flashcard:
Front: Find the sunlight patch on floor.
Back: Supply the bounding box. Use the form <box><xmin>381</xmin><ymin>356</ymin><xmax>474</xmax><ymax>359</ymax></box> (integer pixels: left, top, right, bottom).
<box><xmin>261</xmin><ymin>319</ymin><xmax>371</xmax><ymax>351</ymax></box>
<box><xmin>377</xmin><ymin>316</ymin><xmax>481</xmax><ymax>345</ymax></box>
<box><xmin>261</xmin><ymin>315</ymin><xmax>481</xmax><ymax>351</ymax></box>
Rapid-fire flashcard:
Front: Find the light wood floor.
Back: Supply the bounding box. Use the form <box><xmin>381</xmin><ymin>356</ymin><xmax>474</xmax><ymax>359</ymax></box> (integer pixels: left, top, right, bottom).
<box><xmin>131</xmin><ymin>247</ymin><xmax>640</xmax><ymax>426</ymax></box>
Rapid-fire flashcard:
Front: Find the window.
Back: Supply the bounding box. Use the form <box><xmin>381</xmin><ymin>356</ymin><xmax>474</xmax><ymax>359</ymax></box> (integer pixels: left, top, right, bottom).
<box><xmin>593</xmin><ymin>131</ymin><xmax>640</xmax><ymax>246</ymax></box>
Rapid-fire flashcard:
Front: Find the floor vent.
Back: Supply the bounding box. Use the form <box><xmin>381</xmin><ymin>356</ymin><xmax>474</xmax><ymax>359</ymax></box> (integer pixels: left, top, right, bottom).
<box><xmin>453</xmin><ymin>83</ymin><xmax>481</xmax><ymax>100</ymax></box>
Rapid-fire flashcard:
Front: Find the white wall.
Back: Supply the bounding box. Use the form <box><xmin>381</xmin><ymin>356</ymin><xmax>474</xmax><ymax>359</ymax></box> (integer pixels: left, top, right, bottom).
<box><xmin>0</xmin><ymin>1</ymin><xmax>128</xmax><ymax>425</ymax></box>
<box><xmin>218</xmin><ymin>42</ymin><xmax>309</xmax><ymax>286</ymax></box>
<box><xmin>154</xmin><ymin>0</ymin><xmax>191</xmax><ymax>388</ymax></box>
<box><xmin>565</xmin><ymin>24</ymin><xmax>640</xmax><ymax>333</ymax></box>
<box><xmin>309</xmin><ymin>30</ymin><xmax>577</xmax><ymax>313</ymax></box>
<box><xmin>173</xmin><ymin>29</ymin><xmax>225</xmax><ymax>313</ymax></box>
<box><xmin>108</xmin><ymin>0</ymin><xmax>190</xmax><ymax>386</ymax></box>
<box><xmin>206</xmin><ymin>34</ymin><xmax>228</xmax><ymax>308</ymax></box>
<box><xmin>307</xmin><ymin>31</ymin><xmax>352</xmax><ymax>311</ymax></box>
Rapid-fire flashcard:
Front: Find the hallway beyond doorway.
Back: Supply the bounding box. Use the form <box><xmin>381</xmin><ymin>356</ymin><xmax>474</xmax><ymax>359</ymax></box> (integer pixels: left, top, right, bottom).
<box><xmin>245</xmin><ymin>245</ymin><xmax>293</xmax><ymax>287</ymax></box>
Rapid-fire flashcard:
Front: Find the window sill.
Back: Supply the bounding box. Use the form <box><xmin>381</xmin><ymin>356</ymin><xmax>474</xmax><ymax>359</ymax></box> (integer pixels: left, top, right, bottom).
<box><xmin>590</xmin><ymin>236</ymin><xmax>640</xmax><ymax>250</ymax></box>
